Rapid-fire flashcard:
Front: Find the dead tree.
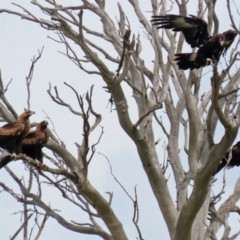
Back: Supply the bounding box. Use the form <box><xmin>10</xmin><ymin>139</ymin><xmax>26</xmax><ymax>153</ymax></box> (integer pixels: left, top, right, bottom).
<box><xmin>0</xmin><ymin>1</ymin><xmax>240</xmax><ymax>240</ymax></box>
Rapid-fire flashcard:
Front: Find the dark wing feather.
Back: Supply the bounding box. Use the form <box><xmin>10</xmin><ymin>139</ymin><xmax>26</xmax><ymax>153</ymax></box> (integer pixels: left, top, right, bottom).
<box><xmin>151</xmin><ymin>14</ymin><xmax>210</xmax><ymax>48</ymax></box>
<box><xmin>21</xmin><ymin>131</ymin><xmax>46</xmax><ymax>163</ymax></box>
<box><xmin>213</xmin><ymin>142</ymin><xmax>240</xmax><ymax>175</ymax></box>
<box><xmin>226</xmin><ymin>143</ymin><xmax>240</xmax><ymax>169</ymax></box>
<box><xmin>0</xmin><ymin>122</ymin><xmax>25</xmax><ymax>153</ymax></box>
<box><xmin>176</xmin><ymin>34</ymin><xmax>225</xmax><ymax>71</ymax></box>
<box><xmin>174</xmin><ymin>53</ymin><xmax>203</xmax><ymax>70</ymax></box>
<box><xmin>22</xmin><ymin>144</ymin><xmax>42</xmax><ymax>162</ymax></box>
<box><xmin>197</xmin><ymin>36</ymin><xmax>223</xmax><ymax>63</ymax></box>
<box><xmin>0</xmin><ymin>122</ymin><xmax>25</xmax><ymax>135</ymax></box>
<box><xmin>174</xmin><ymin>49</ymin><xmax>214</xmax><ymax>70</ymax></box>
<box><xmin>0</xmin><ymin>122</ymin><xmax>24</xmax><ymax>143</ymax></box>
<box><xmin>22</xmin><ymin>131</ymin><xmax>46</xmax><ymax>145</ymax></box>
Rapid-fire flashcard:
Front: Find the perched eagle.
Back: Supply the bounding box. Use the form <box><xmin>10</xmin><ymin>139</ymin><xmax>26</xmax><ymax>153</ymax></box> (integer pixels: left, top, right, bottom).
<box><xmin>151</xmin><ymin>14</ymin><xmax>237</xmax><ymax>70</ymax></box>
<box><xmin>0</xmin><ymin>110</ymin><xmax>35</xmax><ymax>169</ymax></box>
<box><xmin>213</xmin><ymin>142</ymin><xmax>240</xmax><ymax>176</ymax></box>
<box><xmin>21</xmin><ymin>120</ymin><xmax>49</xmax><ymax>166</ymax></box>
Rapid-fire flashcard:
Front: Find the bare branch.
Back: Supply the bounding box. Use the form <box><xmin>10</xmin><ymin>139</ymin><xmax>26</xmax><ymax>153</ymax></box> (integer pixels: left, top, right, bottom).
<box><xmin>26</xmin><ymin>47</ymin><xmax>44</xmax><ymax>110</ymax></box>
<box><xmin>211</xmin><ymin>66</ymin><xmax>231</xmax><ymax>129</ymax></box>
<box><xmin>47</xmin><ymin>83</ymin><xmax>83</xmax><ymax>116</ymax></box>
<box><xmin>10</xmin><ymin>213</ymin><xmax>34</xmax><ymax>240</ymax></box>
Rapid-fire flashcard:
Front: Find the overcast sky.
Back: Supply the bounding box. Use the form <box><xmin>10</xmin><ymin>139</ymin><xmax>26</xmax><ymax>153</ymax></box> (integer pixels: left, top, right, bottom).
<box><xmin>0</xmin><ymin>1</ymin><xmax>240</xmax><ymax>240</ymax></box>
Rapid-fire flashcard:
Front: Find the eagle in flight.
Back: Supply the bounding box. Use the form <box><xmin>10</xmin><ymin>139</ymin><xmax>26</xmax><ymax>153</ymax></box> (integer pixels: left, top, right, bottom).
<box><xmin>151</xmin><ymin>14</ymin><xmax>237</xmax><ymax>70</ymax></box>
<box><xmin>213</xmin><ymin>142</ymin><xmax>240</xmax><ymax>176</ymax></box>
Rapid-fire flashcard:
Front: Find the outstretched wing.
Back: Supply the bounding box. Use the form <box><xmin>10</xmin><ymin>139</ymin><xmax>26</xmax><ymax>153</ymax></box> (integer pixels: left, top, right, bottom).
<box><xmin>174</xmin><ymin>53</ymin><xmax>201</xmax><ymax>70</ymax></box>
<box><xmin>221</xmin><ymin>30</ymin><xmax>237</xmax><ymax>56</ymax></box>
<box><xmin>213</xmin><ymin>142</ymin><xmax>240</xmax><ymax>175</ymax></box>
<box><xmin>151</xmin><ymin>14</ymin><xmax>210</xmax><ymax>48</ymax></box>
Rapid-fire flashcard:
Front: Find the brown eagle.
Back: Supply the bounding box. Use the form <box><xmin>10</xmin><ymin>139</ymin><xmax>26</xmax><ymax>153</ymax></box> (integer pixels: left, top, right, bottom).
<box><xmin>151</xmin><ymin>14</ymin><xmax>237</xmax><ymax>70</ymax></box>
<box><xmin>21</xmin><ymin>120</ymin><xmax>49</xmax><ymax>166</ymax></box>
<box><xmin>0</xmin><ymin>110</ymin><xmax>35</xmax><ymax>169</ymax></box>
<box><xmin>213</xmin><ymin>142</ymin><xmax>240</xmax><ymax>176</ymax></box>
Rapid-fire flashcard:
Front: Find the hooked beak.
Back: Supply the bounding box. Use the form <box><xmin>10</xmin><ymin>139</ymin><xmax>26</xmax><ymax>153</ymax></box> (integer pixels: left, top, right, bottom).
<box><xmin>43</xmin><ymin>121</ymin><xmax>48</xmax><ymax>126</ymax></box>
<box><xmin>29</xmin><ymin>111</ymin><xmax>35</xmax><ymax>116</ymax></box>
<box><xmin>219</xmin><ymin>39</ymin><xmax>225</xmax><ymax>47</ymax></box>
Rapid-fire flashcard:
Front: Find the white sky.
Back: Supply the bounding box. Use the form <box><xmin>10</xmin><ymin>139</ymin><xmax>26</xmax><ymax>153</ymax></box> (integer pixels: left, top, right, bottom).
<box><xmin>0</xmin><ymin>1</ymin><xmax>240</xmax><ymax>240</ymax></box>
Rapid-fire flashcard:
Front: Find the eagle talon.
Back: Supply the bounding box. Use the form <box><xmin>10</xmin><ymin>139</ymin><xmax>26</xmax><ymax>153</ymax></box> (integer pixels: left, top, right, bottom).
<box><xmin>41</xmin><ymin>163</ymin><xmax>46</xmax><ymax>168</ymax></box>
<box><xmin>35</xmin><ymin>160</ymin><xmax>46</xmax><ymax>169</ymax></box>
<box><xmin>35</xmin><ymin>160</ymin><xmax>42</xmax><ymax>167</ymax></box>
<box><xmin>11</xmin><ymin>153</ymin><xmax>18</xmax><ymax>160</ymax></box>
